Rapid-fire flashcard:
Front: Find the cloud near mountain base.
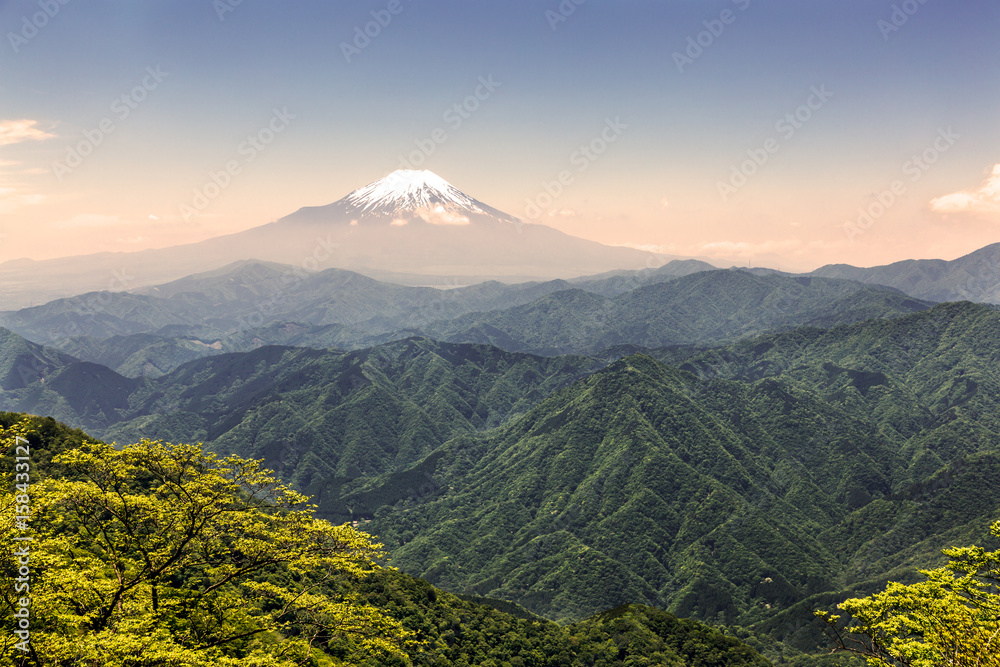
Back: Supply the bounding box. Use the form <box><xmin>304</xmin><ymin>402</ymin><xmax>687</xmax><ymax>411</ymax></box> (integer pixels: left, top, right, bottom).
<box><xmin>415</xmin><ymin>205</ymin><xmax>471</xmax><ymax>226</ymax></box>
<box><xmin>931</xmin><ymin>164</ymin><xmax>1000</xmax><ymax>215</ymax></box>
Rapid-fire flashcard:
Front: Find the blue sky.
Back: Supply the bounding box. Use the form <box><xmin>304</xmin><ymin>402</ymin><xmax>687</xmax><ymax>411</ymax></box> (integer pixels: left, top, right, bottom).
<box><xmin>1</xmin><ymin>0</ymin><xmax>998</xmax><ymax>270</ymax></box>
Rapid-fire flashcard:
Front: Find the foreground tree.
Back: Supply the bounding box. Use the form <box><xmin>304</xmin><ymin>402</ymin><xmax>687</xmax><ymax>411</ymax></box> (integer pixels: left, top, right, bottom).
<box><xmin>1</xmin><ymin>419</ymin><xmax>413</xmax><ymax>666</ymax></box>
<box><xmin>817</xmin><ymin>521</ymin><xmax>1000</xmax><ymax>667</ymax></box>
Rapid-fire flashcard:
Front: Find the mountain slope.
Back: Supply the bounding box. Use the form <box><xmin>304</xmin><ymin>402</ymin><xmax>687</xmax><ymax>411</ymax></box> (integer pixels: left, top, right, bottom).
<box><xmin>809</xmin><ymin>241</ymin><xmax>1000</xmax><ymax>303</ymax></box>
<box><xmin>2</xmin><ymin>262</ymin><xmax>901</xmax><ymax>377</ymax></box>
<box><xmin>366</xmin><ymin>354</ymin><xmax>898</xmax><ymax>625</ymax></box>
<box><xmin>570</xmin><ymin>258</ymin><xmax>719</xmax><ymax>296</ymax></box>
<box><xmin>0</xmin><ymin>332</ymin><xmax>603</xmax><ymax>510</ymax></box>
<box><xmin>0</xmin><ymin>327</ymin><xmax>79</xmax><ymax>390</ymax></box>
<box><xmin>350</xmin><ymin>303</ymin><xmax>1000</xmax><ymax>647</ymax></box>
<box><xmin>0</xmin><ymin>262</ymin><xmax>451</xmax><ymax>344</ymax></box>
<box><xmin>1</xmin><ymin>258</ymin><xmax>699</xmax><ymax>348</ymax></box>
<box><xmin>421</xmin><ymin>270</ymin><xmax>935</xmax><ymax>355</ymax></box>
<box><xmin>1</xmin><ymin>410</ymin><xmax>775</xmax><ymax>667</ymax></box>
<box><xmin>675</xmin><ymin>300</ymin><xmax>1000</xmax><ymax>480</ymax></box>
<box><xmin>52</xmin><ymin>332</ymin><xmax>232</xmax><ymax>378</ymax></box>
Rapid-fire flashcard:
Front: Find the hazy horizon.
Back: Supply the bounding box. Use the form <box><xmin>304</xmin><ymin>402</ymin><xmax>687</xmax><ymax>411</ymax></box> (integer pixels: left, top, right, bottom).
<box><xmin>1</xmin><ymin>1</ymin><xmax>998</xmax><ymax>274</ymax></box>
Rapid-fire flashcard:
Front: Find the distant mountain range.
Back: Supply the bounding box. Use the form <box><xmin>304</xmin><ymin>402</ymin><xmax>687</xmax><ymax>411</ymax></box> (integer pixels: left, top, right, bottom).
<box><xmin>807</xmin><ymin>242</ymin><xmax>1000</xmax><ymax>303</ymax></box>
<box><xmin>0</xmin><ymin>256</ymin><xmax>712</xmax><ymax>353</ymax></box>
<box><xmin>0</xmin><ymin>170</ymin><xmax>668</xmax><ymax>309</ymax></box>
<box><xmin>0</xmin><ymin>264</ymin><xmax>933</xmax><ymax>376</ymax></box>
<box><xmin>418</xmin><ymin>270</ymin><xmax>934</xmax><ymax>355</ymax></box>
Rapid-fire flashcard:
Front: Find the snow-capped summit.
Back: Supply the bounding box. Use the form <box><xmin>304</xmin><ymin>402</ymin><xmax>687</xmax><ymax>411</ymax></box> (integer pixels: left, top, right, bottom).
<box><xmin>344</xmin><ymin>170</ymin><xmax>478</xmax><ymax>214</ymax></box>
<box><xmin>333</xmin><ymin>169</ymin><xmax>516</xmax><ymax>222</ymax></box>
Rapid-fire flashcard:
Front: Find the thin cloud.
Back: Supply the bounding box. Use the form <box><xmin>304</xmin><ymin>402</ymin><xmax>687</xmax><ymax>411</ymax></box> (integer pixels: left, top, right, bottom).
<box><xmin>0</xmin><ymin>160</ymin><xmax>40</xmax><ymax>173</ymax></box>
<box><xmin>0</xmin><ymin>120</ymin><xmax>54</xmax><ymax>212</ymax></box>
<box><xmin>930</xmin><ymin>164</ymin><xmax>1000</xmax><ymax>214</ymax></box>
<box><xmin>415</xmin><ymin>205</ymin><xmax>470</xmax><ymax>226</ymax></box>
<box><xmin>52</xmin><ymin>214</ymin><xmax>126</xmax><ymax>229</ymax></box>
<box><xmin>0</xmin><ymin>186</ymin><xmax>44</xmax><ymax>213</ymax></box>
<box><xmin>613</xmin><ymin>242</ymin><xmax>665</xmax><ymax>253</ymax></box>
<box><xmin>52</xmin><ymin>214</ymin><xmax>177</xmax><ymax>230</ymax></box>
<box><xmin>696</xmin><ymin>239</ymin><xmax>806</xmax><ymax>257</ymax></box>
<box><xmin>0</xmin><ymin>119</ymin><xmax>55</xmax><ymax>146</ymax></box>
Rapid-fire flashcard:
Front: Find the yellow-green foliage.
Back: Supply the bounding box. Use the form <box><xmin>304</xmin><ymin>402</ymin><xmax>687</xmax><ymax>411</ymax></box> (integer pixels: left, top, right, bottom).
<box><xmin>817</xmin><ymin>521</ymin><xmax>1000</xmax><ymax>667</ymax></box>
<box><xmin>0</xmin><ymin>418</ymin><xmax>413</xmax><ymax>666</ymax></box>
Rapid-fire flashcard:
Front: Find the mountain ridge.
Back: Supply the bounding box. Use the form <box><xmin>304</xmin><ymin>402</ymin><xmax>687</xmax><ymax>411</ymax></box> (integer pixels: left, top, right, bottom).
<box><xmin>0</xmin><ymin>265</ymin><xmax>935</xmax><ymax>377</ymax></box>
<box><xmin>808</xmin><ymin>242</ymin><xmax>1000</xmax><ymax>303</ymax></box>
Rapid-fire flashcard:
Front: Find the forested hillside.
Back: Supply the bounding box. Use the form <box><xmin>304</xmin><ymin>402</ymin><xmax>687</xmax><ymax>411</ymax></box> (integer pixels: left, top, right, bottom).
<box><xmin>358</xmin><ymin>302</ymin><xmax>1000</xmax><ymax>650</ymax></box>
<box><xmin>0</xmin><ymin>335</ymin><xmax>602</xmax><ymax>506</ymax></box>
<box><xmin>422</xmin><ymin>271</ymin><xmax>933</xmax><ymax>355</ymax></box>
<box><xmin>0</xmin><ymin>412</ymin><xmax>775</xmax><ymax>666</ymax></box>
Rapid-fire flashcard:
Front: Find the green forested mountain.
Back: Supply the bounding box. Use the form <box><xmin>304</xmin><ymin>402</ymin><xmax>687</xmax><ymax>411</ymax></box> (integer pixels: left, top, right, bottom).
<box><xmin>0</xmin><ymin>260</ymin><xmax>565</xmax><ymax>344</ymax></box>
<box><xmin>674</xmin><ymin>300</ymin><xmax>1000</xmax><ymax>480</ymax></box>
<box><xmin>52</xmin><ymin>332</ymin><xmax>234</xmax><ymax>378</ymax></box>
<box><xmin>356</xmin><ymin>302</ymin><xmax>1000</xmax><ymax>651</ymax></box>
<box><xmin>52</xmin><ymin>322</ymin><xmax>391</xmax><ymax>378</ymax></box>
<box><xmin>421</xmin><ymin>271</ymin><xmax>933</xmax><ymax>355</ymax></box>
<box><xmin>567</xmin><ymin>259</ymin><xmax>719</xmax><ymax>296</ymax></box>
<box><xmin>53</xmin><ymin>322</ymin><xmax>386</xmax><ymax>378</ymax></box>
<box><xmin>809</xmin><ymin>241</ymin><xmax>1000</xmax><ymax>304</ymax></box>
<box><xmin>1</xmin><ymin>411</ymin><xmax>774</xmax><ymax>667</ymax></box>
<box><xmin>2</xmin><ymin>258</ymin><xmax>714</xmax><ymax>347</ymax></box>
<box><xmin>0</xmin><ymin>327</ymin><xmax>78</xmax><ymax>389</ymax></box>
<box><xmin>0</xmin><ymin>334</ymin><xmax>602</xmax><ymax>506</ymax></box>
<box><xmin>364</xmin><ymin>355</ymin><xmax>886</xmax><ymax>622</ymax></box>
<box><xmin>353</xmin><ymin>573</ymin><xmax>777</xmax><ymax>667</ymax></box>
<box><xmin>1</xmin><ymin>259</ymin><xmax>704</xmax><ymax>376</ymax></box>
<box><xmin>7</xmin><ymin>264</ymin><xmax>930</xmax><ymax>379</ymax></box>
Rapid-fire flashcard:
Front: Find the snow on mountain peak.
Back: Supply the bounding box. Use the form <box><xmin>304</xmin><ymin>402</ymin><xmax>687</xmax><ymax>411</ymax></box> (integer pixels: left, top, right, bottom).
<box><xmin>340</xmin><ymin>169</ymin><xmax>499</xmax><ymax>219</ymax></box>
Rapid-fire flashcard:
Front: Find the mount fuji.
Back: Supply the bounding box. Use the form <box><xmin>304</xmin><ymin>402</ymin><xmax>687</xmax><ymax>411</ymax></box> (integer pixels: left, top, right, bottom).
<box><xmin>0</xmin><ymin>170</ymin><xmax>668</xmax><ymax>307</ymax></box>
